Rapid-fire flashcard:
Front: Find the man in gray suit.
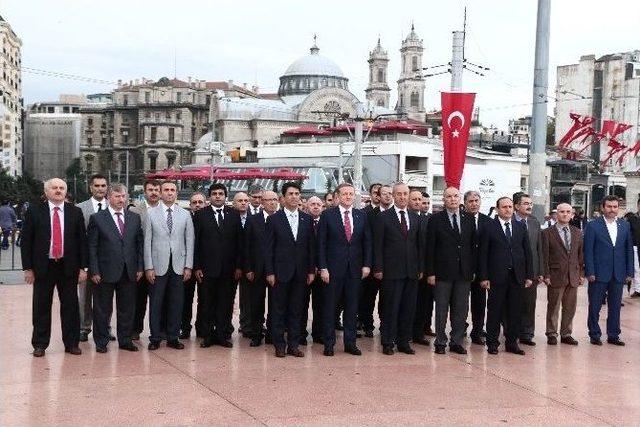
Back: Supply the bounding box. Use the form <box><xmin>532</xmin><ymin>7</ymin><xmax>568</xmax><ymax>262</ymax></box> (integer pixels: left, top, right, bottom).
<box><xmin>144</xmin><ymin>181</ymin><xmax>194</xmax><ymax>350</ymax></box>
<box><xmin>513</xmin><ymin>192</ymin><xmax>544</xmax><ymax>346</ymax></box>
<box><xmin>129</xmin><ymin>179</ymin><xmax>160</xmax><ymax>340</ymax></box>
<box><xmin>87</xmin><ymin>183</ymin><xmax>144</xmax><ymax>353</ymax></box>
<box><xmin>76</xmin><ymin>174</ymin><xmax>109</xmax><ymax>342</ymax></box>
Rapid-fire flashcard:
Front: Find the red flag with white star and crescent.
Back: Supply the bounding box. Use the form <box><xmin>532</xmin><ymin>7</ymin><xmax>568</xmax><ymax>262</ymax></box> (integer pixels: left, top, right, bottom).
<box><xmin>441</xmin><ymin>92</ymin><xmax>476</xmax><ymax>189</ymax></box>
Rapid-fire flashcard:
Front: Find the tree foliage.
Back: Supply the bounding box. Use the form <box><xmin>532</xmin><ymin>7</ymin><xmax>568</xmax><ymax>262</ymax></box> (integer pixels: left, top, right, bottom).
<box><xmin>0</xmin><ymin>169</ymin><xmax>44</xmax><ymax>204</ymax></box>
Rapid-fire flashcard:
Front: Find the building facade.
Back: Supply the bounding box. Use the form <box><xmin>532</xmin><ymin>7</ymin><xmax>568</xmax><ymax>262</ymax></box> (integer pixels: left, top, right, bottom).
<box><xmin>365</xmin><ymin>38</ymin><xmax>391</xmax><ymax>108</ymax></box>
<box><xmin>0</xmin><ymin>15</ymin><xmax>22</xmax><ymax>176</ymax></box>
<box><xmin>396</xmin><ymin>25</ymin><xmax>426</xmax><ymax>122</ymax></box>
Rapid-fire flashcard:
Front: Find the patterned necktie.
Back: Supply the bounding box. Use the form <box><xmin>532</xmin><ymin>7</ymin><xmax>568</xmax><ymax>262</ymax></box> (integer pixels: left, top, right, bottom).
<box><xmin>166</xmin><ymin>207</ymin><xmax>173</xmax><ymax>233</ymax></box>
<box><xmin>52</xmin><ymin>206</ymin><xmax>62</xmax><ymax>259</ymax></box>
<box><xmin>399</xmin><ymin>210</ymin><xmax>408</xmax><ymax>238</ymax></box>
<box><xmin>504</xmin><ymin>221</ymin><xmax>512</xmax><ymax>241</ymax></box>
<box><xmin>344</xmin><ymin>210</ymin><xmax>352</xmax><ymax>242</ymax></box>
<box><xmin>115</xmin><ymin>212</ymin><xmax>124</xmax><ymax>236</ymax></box>
<box><xmin>563</xmin><ymin>226</ymin><xmax>570</xmax><ymax>250</ymax></box>
<box><xmin>452</xmin><ymin>213</ymin><xmax>460</xmax><ymax>234</ymax></box>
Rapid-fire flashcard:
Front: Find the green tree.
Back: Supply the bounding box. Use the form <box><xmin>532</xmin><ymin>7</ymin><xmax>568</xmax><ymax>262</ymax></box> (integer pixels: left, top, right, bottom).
<box><xmin>65</xmin><ymin>158</ymin><xmax>89</xmax><ymax>201</ymax></box>
<box><xmin>546</xmin><ymin>117</ymin><xmax>556</xmax><ymax>145</ymax></box>
<box><xmin>0</xmin><ymin>169</ymin><xmax>44</xmax><ymax>204</ymax></box>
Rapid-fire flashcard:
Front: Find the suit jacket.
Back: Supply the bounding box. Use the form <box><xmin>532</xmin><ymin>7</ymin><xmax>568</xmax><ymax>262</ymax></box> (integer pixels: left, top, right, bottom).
<box><xmin>265</xmin><ymin>209</ymin><xmax>315</xmax><ymax>283</ymax></box>
<box><xmin>87</xmin><ymin>208</ymin><xmax>144</xmax><ymax>283</ymax></box>
<box><xmin>478</xmin><ymin>217</ymin><xmax>534</xmax><ymax>285</ymax></box>
<box><xmin>584</xmin><ymin>217</ymin><xmax>634</xmax><ymax>283</ymax></box>
<box><xmin>514</xmin><ymin>214</ymin><xmax>545</xmax><ymax>278</ymax></box>
<box><xmin>144</xmin><ymin>203</ymin><xmax>194</xmax><ymax>275</ymax></box>
<box><xmin>244</xmin><ymin>212</ymin><xmax>269</xmax><ymax>278</ymax></box>
<box><xmin>129</xmin><ymin>200</ymin><xmax>153</xmax><ymax>232</ymax></box>
<box><xmin>541</xmin><ymin>225</ymin><xmax>584</xmax><ymax>287</ymax></box>
<box><xmin>426</xmin><ymin>210</ymin><xmax>476</xmax><ymax>282</ymax></box>
<box><xmin>77</xmin><ymin>198</ymin><xmax>102</xmax><ymax>228</ymax></box>
<box><xmin>193</xmin><ymin>205</ymin><xmax>243</xmax><ymax>278</ymax></box>
<box><xmin>20</xmin><ymin>201</ymin><xmax>88</xmax><ymax>278</ymax></box>
<box><xmin>317</xmin><ymin>206</ymin><xmax>372</xmax><ymax>279</ymax></box>
<box><xmin>373</xmin><ymin>206</ymin><xmax>422</xmax><ymax>280</ymax></box>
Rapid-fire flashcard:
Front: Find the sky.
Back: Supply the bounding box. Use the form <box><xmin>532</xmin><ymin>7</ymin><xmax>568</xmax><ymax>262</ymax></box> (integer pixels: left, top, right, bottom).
<box><xmin>3</xmin><ymin>0</ymin><xmax>639</xmax><ymax>129</ymax></box>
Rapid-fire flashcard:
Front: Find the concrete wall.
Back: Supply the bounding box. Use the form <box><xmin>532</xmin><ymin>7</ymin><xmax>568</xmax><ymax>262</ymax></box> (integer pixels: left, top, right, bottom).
<box><xmin>24</xmin><ymin>114</ymin><xmax>81</xmax><ymax>180</ymax></box>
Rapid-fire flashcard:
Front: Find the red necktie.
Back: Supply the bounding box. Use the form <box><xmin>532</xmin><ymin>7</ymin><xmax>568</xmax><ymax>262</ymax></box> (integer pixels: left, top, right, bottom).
<box><xmin>115</xmin><ymin>212</ymin><xmax>124</xmax><ymax>236</ymax></box>
<box><xmin>344</xmin><ymin>210</ymin><xmax>352</xmax><ymax>242</ymax></box>
<box><xmin>52</xmin><ymin>206</ymin><xmax>62</xmax><ymax>259</ymax></box>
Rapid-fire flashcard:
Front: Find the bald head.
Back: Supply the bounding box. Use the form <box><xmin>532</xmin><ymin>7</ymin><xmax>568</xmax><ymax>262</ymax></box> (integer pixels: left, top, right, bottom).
<box><xmin>444</xmin><ymin>187</ymin><xmax>460</xmax><ymax>211</ymax></box>
<box><xmin>44</xmin><ymin>178</ymin><xmax>67</xmax><ymax>204</ymax></box>
<box><xmin>261</xmin><ymin>190</ymin><xmax>279</xmax><ymax>214</ymax></box>
<box><xmin>233</xmin><ymin>191</ymin><xmax>249</xmax><ymax>214</ymax></box>
<box><xmin>307</xmin><ymin>196</ymin><xmax>323</xmax><ymax>218</ymax></box>
<box><xmin>556</xmin><ymin>203</ymin><xmax>573</xmax><ymax>226</ymax></box>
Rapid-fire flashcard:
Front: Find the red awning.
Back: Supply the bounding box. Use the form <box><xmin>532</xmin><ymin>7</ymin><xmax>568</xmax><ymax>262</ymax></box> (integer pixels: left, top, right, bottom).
<box><xmin>270</xmin><ymin>168</ymin><xmax>308</xmax><ymax>180</ymax></box>
<box><xmin>282</xmin><ymin>126</ymin><xmax>331</xmax><ymax>136</ymax></box>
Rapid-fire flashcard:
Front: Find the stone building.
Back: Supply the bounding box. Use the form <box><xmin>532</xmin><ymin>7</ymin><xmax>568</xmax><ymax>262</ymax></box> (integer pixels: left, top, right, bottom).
<box><xmin>0</xmin><ymin>15</ymin><xmax>22</xmax><ymax>176</ymax></box>
<box><xmin>396</xmin><ymin>25</ymin><xmax>426</xmax><ymax>122</ymax></box>
<box><xmin>365</xmin><ymin>38</ymin><xmax>391</xmax><ymax>108</ymax></box>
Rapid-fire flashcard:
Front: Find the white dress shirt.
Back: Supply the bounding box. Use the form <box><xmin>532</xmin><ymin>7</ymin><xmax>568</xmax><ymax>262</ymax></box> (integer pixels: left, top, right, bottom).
<box><xmin>393</xmin><ymin>205</ymin><xmax>410</xmax><ymax>230</ymax></box>
<box><xmin>498</xmin><ymin>217</ymin><xmax>512</xmax><ymax>237</ymax></box>
<box><xmin>108</xmin><ymin>206</ymin><xmax>125</xmax><ymax>231</ymax></box>
<box><xmin>262</xmin><ymin>209</ymin><xmax>270</xmax><ymax>223</ymax></box>
<box><xmin>284</xmin><ymin>207</ymin><xmax>299</xmax><ymax>240</ymax></box>
<box><xmin>48</xmin><ymin>200</ymin><xmax>65</xmax><ymax>258</ymax></box>
<box><xmin>159</xmin><ymin>201</ymin><xmax>176</xmax><ymax>222</ymax></box>
<box><xmin>446</xmin><ymin>209</ymin><xmax>461</xmax><ymax>232</ymax></box>
<box><xmin>605</xmin><ymin>218</ymin><xmax>618</xmax><ymax>245</ymax></box>
<box><xmin>91</xmin><ymin>197</ymin><xmax>106</xmax><ymax>213</ymax></box>
<box><xmin>338</xmin><ymin>205</ymin><xmax>353</xmax><ymax>228</ymax></box>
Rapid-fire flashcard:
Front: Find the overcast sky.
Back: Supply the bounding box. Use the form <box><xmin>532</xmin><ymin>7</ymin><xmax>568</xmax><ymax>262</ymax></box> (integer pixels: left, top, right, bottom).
<box><xmin>3</xmin><ymin>0</ymin><xmax>639</xmax><ymax>128</ymax></box>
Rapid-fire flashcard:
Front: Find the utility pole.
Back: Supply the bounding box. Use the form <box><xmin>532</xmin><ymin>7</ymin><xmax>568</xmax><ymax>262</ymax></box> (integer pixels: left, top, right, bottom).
<box><xmin>125</xmin><ymin>150</ymin><xmax>129</xmax><ymax>193</ymax></box>
<box><xmin>450</xmin><ymin>31</ymin><xmax>464</xmax><ymax>91</ymax></box>
<box><xmin>353</xmin><ymin>105</ymin><xmax>364</xmax><ymax>207</ymax></box>
<box><xmin>529</xmin><ymin>0</ymin><xmax>551</xmax><ymax>220</ymax></box>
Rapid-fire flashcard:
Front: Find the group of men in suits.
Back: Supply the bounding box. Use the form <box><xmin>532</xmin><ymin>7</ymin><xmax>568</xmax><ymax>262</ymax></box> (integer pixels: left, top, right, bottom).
<box><xmin>22</xmin><ymin>175</ymin><xmax>634</xmax><ymax>358</ymax></box>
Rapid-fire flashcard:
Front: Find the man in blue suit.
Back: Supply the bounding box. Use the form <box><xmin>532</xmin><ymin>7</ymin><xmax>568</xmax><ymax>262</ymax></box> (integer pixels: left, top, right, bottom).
<box><xmin>584</xmin><ymin>195</ymin><xmax>633</xmax><ymax>346</ymax></box>
<box><xmin>317</xmin><ymin>183</ymin><xmax>372</xmax><ymax>356</ymax></box>
<box><xmin>265</xmin><ymin>182</ymin><xmax>316</xmax><ymax>358</ymax></box>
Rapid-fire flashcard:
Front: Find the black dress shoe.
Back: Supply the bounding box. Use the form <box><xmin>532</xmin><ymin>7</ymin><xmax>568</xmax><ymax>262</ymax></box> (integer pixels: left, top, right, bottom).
<box><xmin>547</xmin><ymin>336</ymin><xmax>558</xmax><ymax>345</ymax></box>
<box><xmin>323</xmin><ymin>347</ymin><xmax>334</xmax><ymax>356</ymax></box>
<box><xmin>131</xmin><ymin>333</ymin><xmax>140</xmax><ymax>341</ymax></box>
<box><xmin>109</xmin><ymin>334</ymin><xmax>116</xmax><ymax>341</ymax></box>
<box><xmin>471</xmin><ymin>336</ymin><xmax>486</xmax><ymax>345</ymax></box>
<box><xmin>79</xmin><ymin>331</ymin><xmax>89</xmax><ymax>342</ymax></box>
<box><xmin>217</xmin><ymin>339</ymin><xmax>233</xmax><ymax>348</ymax></box>
<box><xmin>250</xmin><ymin>338</ymin><xmax>262</xmax><ymax>347</ymax></box>
<box><xmin>33</xmin><ymin>348</ymin><xmax>45</xmax><ymax>357</ymax></box>
<box><xmin>364</xmin><ymin>330</ymin><xmax>374</xmax><ymax>338</ymax></box>
<box><xmin>355</xmin><ymin>332</ymin><xmax>362</xmax><ymax>338</ymax></box>
<box><xmin>179</xmin><ymin>331</ymin><xmax>190</xmax><ymax>340</ymax></box>
<box><xmin>382</xmin><ymin>345</ymin><xmax>394</xmax><ymax>355</ymax></box>
<box><xmin>412</xmin><ymin>337</ymin><xmax>430</xmax><ymax>346</ymax></box>
<box><xmin>298</xmin><ymin>338</ymin><xmax>308</xmax><ymax>346</ymax></box>
<box><xmin>425</xmin><ymin>328</ymin><xmax>436</xmax><ymax>337</ymax></box>
<box><xmin>344</xmin><ymin>344</ymin><xmax>362</xmax><ymax>356</ymax></box>
<box><xmin>335</xmin><ymin>322</ymin><xmax>344</xmax><ymax>331</ymax></box>
<box><xmin>434</xmin><ymin>345</ymin><xmax>446</xmax><ymax>354</ymax></box>
<box><xmin>265</xmin><ymin>336</ymin><xmax>273</xmax><ymax>345</ymax></box>
<box><xmin>560</xmin><ymin>336</ymin><xmax>578</xmax><ymax>345</ymax></box>
<box><xmin>397</xmin><ymin>345</ymin><xmax>415</xmax><ymax>355</ymax></box>
<box><xmin>312</xmin><ymin>337</ymin><xmax>324</xmax><ymax>344</ymax></box>
<box><xmin>96</xmin><ymin>345</ymin><xmax>108</xmax><ymax>353</ymax></box>
<box><xmin>487</xmin><ymin>346</ymin><xmax>499</xmax><ymax>355</ymax></box>
<box><xmin>148</xmin><ymin>341</ymin><xmax>160</xmax><ymax>350</ymax></box>
<box><xmin>590</xmin><ymin>337</ymin><xmax>603</xmax><ymax>346</ymax></box>
<box><xmin>167</xmin><ymin>340</ymin><xmax>184</xmax><ymax>350</ymax></box>
<box><xmin>275</xmin><ymin>348</ymin><xmax>286</xmax><ymax>358</ymax></box>
<box><xmin>119</xmin><ymin>342</ymin><xmax>139</xmax><ymax>352</ymax></box>
<box><xmin>607</xmin><ymin>338</ymin><xmax>625</xmax><ymax>346</ymax></box>
<box><xmin>65</xmin><ymin>347</ymin><xmax>82</xmax><ymax>355</ymax></box>
<box><xmin>200</xmin><ymin>337</ymin><xmax>214</xmax><ymax>348</ymax></box>
<box><xmin>287</xmin><ymin>347</ymin><xmax>304</xmax><ymax>357</ymax></box>
<box><xmin>519</xmin><ymin>338</ymin><xmax>536</xmax><ymax>346</ymax></box>
<box><xmin>505</xmin><ymin>345</ymin><xmax>525</xmax><ymax>355</ymax></box>
<box><xmin>449</xmin><ymin>344</ymin><xmax>467</xmax><ymax>354</ymax></box>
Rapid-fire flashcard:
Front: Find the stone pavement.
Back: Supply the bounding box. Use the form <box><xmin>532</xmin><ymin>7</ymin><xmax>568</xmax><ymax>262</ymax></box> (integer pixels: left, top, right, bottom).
<box><xmin>1</xmin><ymin>282</ymin><xmax>638</xmax><ymax>426</ymax></box>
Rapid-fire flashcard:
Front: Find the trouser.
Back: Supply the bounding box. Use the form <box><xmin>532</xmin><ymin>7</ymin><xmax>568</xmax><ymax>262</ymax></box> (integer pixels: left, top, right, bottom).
<box><xmin>588</xmin><ymin>279</ymin><xmax>623</xmax><ymax>340</ymax></box>
<box><xmin>486</xmin><ymin>271</ymin><xmax>523</xmax><ymax>348</ymax></box>
<box><xmin>433</xmin><ymin>280</ymin><xmax>470</xmax><ymax>347</ymax></box>
<box><xmin>412</xmin><ymin>277</ymin><xmax>434</xmax><ymax>339</ymax></box>
<box><xmin>1</xmin><ymin>228</ymin><xmax>11</xmax><ymax>248</ymax></box>
<box><xmin>148</xmin><ymin>269</ymin><xmax>183</xmax><ymax>342</ymax></box>
<box><xmin>519</xmin><ymin>283</ymin><xmax>538</xmax><ymax>340</ymax></box>
<box><xmin>359</xmin><ymin>275</ymin><xmax>381</xmax><ymax>332</ymax></box>
<box><xmin>93</xmin><ymin>271</ymin><xmax>135</xmax><ymax>347</ymax></box>
<box><xmin>301</xmin><ymin>276</ymin><xmax>324</xmax><ymax>341</ymax></box>
<box><xmin>248</xmin><ymin>275</ymin><xmax>268</xmax><ymax>339</ymax></box>
<box><xmin>379</xmin><ymin>278</ymin><xmax>417</xmax><ymax>347</ymax></box>
<box><xmin>469</xmin><ymin>280</ymin><xmax>487</xmax><ymax>338</ymax></box>
<box><xmin>32</xmin><ymin>260</ymin><xmax>80</xmax><ymax>350</ymax></box>
<box><xmin>78</xmin><ymin>279</ymin><xmax>94</xmax><ymax>333</ymax></box>
<box><xmin>181</xmin><ymin>277</ymin><xmax>204</xmax><ymax>336</ymax></box>
<box><xmin>271</xmin><ymin>276</ymin><xmax>306</xmax><ymax>350</ymax></box>
<box><xmin>134</xmin><ymin>276</ymin><xmax>167</xmax><ymax>337</ymax></box>
<box><xmin>239</xmin><ymin>277</ymin><xmax>251</xmax><ymax>333</ymax></box>
<box><xmin>546</xmin><ymin>284</ymin><xmax>577</xmax><ymax>338</ymax></box>
<box><xmin>200</xmin><ymin>275</ymin><xmax>235</xmax><ymax>342</ymax></box>
<box><xmin>323</xmin><ymin>273</ymin><xmax>360</xmax><ymax>348</ymax></box>
<box><xmin>633</xmin><ymin>246</ymin><xmax>640</xmax><ymax>293</ymax></box>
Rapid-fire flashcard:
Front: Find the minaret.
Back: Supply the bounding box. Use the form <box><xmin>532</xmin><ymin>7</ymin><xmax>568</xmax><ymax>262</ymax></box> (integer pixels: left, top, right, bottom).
<box><xmin>365</xmin><ymin>38</ymin><xmax>390</xmax><ymax>108</ymax></box>
<box><xmin>396</xmin><ymin>24</ymin><xmax>426</xmax><ymax>122</ymax></box>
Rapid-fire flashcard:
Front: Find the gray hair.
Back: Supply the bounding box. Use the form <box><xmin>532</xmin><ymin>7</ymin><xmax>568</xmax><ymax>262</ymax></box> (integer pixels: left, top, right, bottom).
<box><xmin>107</xmin><ymin>183</ymin><xmax>127</xmax><ymax>196</ymax></box>
<box><xmin>464</xmin><ymin>190</ymin><xmax>481</xmax><ymax>202</ymax></box>
<box><xmin>43</xmin><ymin>178</ymin><xmax>67</xmax><ymax>191</ymax></box>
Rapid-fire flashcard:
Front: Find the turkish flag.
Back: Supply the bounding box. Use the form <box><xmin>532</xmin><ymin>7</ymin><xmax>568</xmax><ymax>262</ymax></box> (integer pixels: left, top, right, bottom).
<box><xmin>441</xmin><ymin>92</ymin><xmax>476</xmax><ymax>189</ymax></box>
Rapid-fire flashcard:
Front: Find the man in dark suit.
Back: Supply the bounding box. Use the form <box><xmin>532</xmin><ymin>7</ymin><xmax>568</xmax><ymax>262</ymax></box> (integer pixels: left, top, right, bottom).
<box><xmin>541</xmin><ymin>203</ymin><xmax>584</xmax><ymax>345</ymax></box>
<box><xmin>479</xmin><ymin>197</ymin><xmax>534</xmax><ymax>355</ymax></box>
<box><xmin>265</xmin><ymin>182</ymin><xmax>316</xmax><ymax>358</ymax></box>
<box><xmin>463</xmin><ymin>190</ymin><xmax>491</xmax><ymax>345</ymax></box>
<box><xmin>180</xmin><ymin>191</ymin><xmax>206</xmax><ymax>339</ymax></box>
<box><xmin>584</xmin><ymin>195</ymin><xmax>633</xmax><ymax>346</ymax></box>
<box><xmin>426</xmin><ymin>187</ymin><xmax>476</xmax><ymax>355</ymax></box>
<box><xmin>373</xmin><ymin>183</ymin><xmax>422</xmax><ymax>355</ymax></box>
<box><xmin>21</xmin><ymin>178</ymin><xmax>88</xmax><ymax>357</ymax></box>
<box><xmin>300</xmin><ymin>196</ymin><xmax>325</xmax><ymax>346</ymax></box>
<box><xmin>244</xmin><ymin>190</ymin><xmax>279</xmax><ymax>347</ymax></box>
<box><xmin>359</xmin><ymin>183</ymin><xmax>390</xmax><ymax>337</ymax></box>
<box><xmin>87</xmin><ymin>183</ymin><xmax>144</xmax><ymax>353</ymax></box>
<box><xmin>409</xmin><ymin>189</ymin><xmax>431</xmax><ymax>345</ymax></box>
<box><xmin>318</xmin><ymin>183</ymin><xmax>372</xmax><ymax>356</ymax></box>
<box><xmin>513</xmin><ymin>192</ymin><xmax>544</xmax><ymax>346</ymax></box>
<box><xmin>232</xmin><ymin>191</ymin><xmax>251</xmax><ymax>338</ymax></box>
<box><xmin>194</xmin><ymin>183</ymin><xmax>243</xmax><ymax>348</ymax></box>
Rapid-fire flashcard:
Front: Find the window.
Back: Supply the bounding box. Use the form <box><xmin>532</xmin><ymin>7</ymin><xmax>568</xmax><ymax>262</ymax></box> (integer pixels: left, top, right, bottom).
<box><xmin>176</xmin><ymin>111</ymin><xmax>181</xmax><ymax>121</ymax></box>
<box><xmin>123</xmin><ymin>94</ymin><xmax>128</xmax><ymax>106</ymax></box>
<box><xmin>145</xmin><ymin>92</ymin><xmax>150</xmax><ymax>103</ymax></box>
<box><xmin>87</xmin><ymin>137</ymin><xmax>92</xmax><ymax>146</ymax></box>
<box><xmin>377</xmin><ymin>69</ymin><xmax>384</xmax><ymax>83</ymax></box>
<box><xmin>122</xmin><ymin>133</ymin><xmax>128</xmax><ymax>144</ymax></box>
<box><xmin>63</xmin><ymin>106</ymin><xmax>70</xmax><ymax>113</ymax></box>
<box><xmin>377</xmin><ymin>99</ymin><xmax>384</xmax><ymax>107</ymax></box>
<box><xmin>47</xmin><ymin>106</ymin><xmax>54</xmax><ymax>113</ymax></box>
<box><xmin>410</xmin><ymin>92</ymin><xmax>419</xmax><ymax>108</ymax></box>
<box><xmin>399</xmin><ymin>93</ymin><xmax>404</xmax><ymax>107</ymax></box>
<box><xmin>72</xmin><ymin>107</ymin><xmax>79</xmax><ymax>113</ymax></box>
<box><xmin>412</xmin><ymin>56</ymin><xmax>418</xmax><ymax>72</ymax></box>
<box><xmin>88</xmin><ymin>118</ymin><xmax>93</xmax><ymax>126</ymax></box>
<box><xmin>168</xmin><ymin>128</ymin><xmax>175</xmax><ymax>142</ymax></box>
<box><xmin>101</xmin><ymin>136</ymin><xmax>107</xmax><ymax>147</ymax></box>
<box><xmin>166</xmin><ymin>111</ymin><xmax>171</xmax><ymax>119</ymax></box>
<box><xmin>166</xmin><ymin>151</ymin><xmax>176</xmax><ymax>168</ymax></box>
<box><xmin>176</xmin><ymin>92</ymin><xmax>182</xmax><ymax>102</ymax></box>
<box><xmin>155</xmin><ymin>113</ymin><xmax>160</xmax><ymax>121</ymax></box>
<box><xmin>86</xmin><ymin>162</ymin><xmax>93</xmax><ymax>175</ymax></box>
<box><xmin>150</xmin><ymin>127</ymin><xmax>157</xmax><ymax>143</ymax></box>
<box><xmin>145</xmin><ymin>111</ymin><xmax>150</xmax><ymax>119</ymax></box>
<box><xmin>149</xmin><ymin>153</ymin><xmax>157</xmax><ymax>171</ymax></box>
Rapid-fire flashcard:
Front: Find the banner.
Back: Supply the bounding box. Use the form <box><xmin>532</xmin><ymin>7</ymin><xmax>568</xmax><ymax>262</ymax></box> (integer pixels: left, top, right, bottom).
<box><xmin>441</xmin><ymin>92</ymin><xmax>476</xmax><ymax>189</ymax></box>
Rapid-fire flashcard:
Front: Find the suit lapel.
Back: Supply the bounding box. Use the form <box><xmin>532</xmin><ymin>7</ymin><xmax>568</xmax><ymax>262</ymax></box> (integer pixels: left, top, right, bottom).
<box><xmin>104</xmin><ymin>209</ymin><xmax>123</xmax><ymax>239</ymax></box>
<box><xmin>333</xmin><ymin>208</ymin><xmax>347</xmax><ymax>242</ymax></box>
<box><xmin>551</xmin><ymin>225</ymin><xmax>568</xmax><ymax>254</ymax></box>
<box><xmin>598</xmin><ymin>218</ymin><xmax>614</xmax><ymax>246</ymax></box>
<box><xmin>279</xmin><ymin>210</ymin><xmax>296</xmax><ymax>242</ymax></box>
<box><xmin>63</xmin><ymin>203</ymin><xmax>72</xmax><ymax>253</ymax></box>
